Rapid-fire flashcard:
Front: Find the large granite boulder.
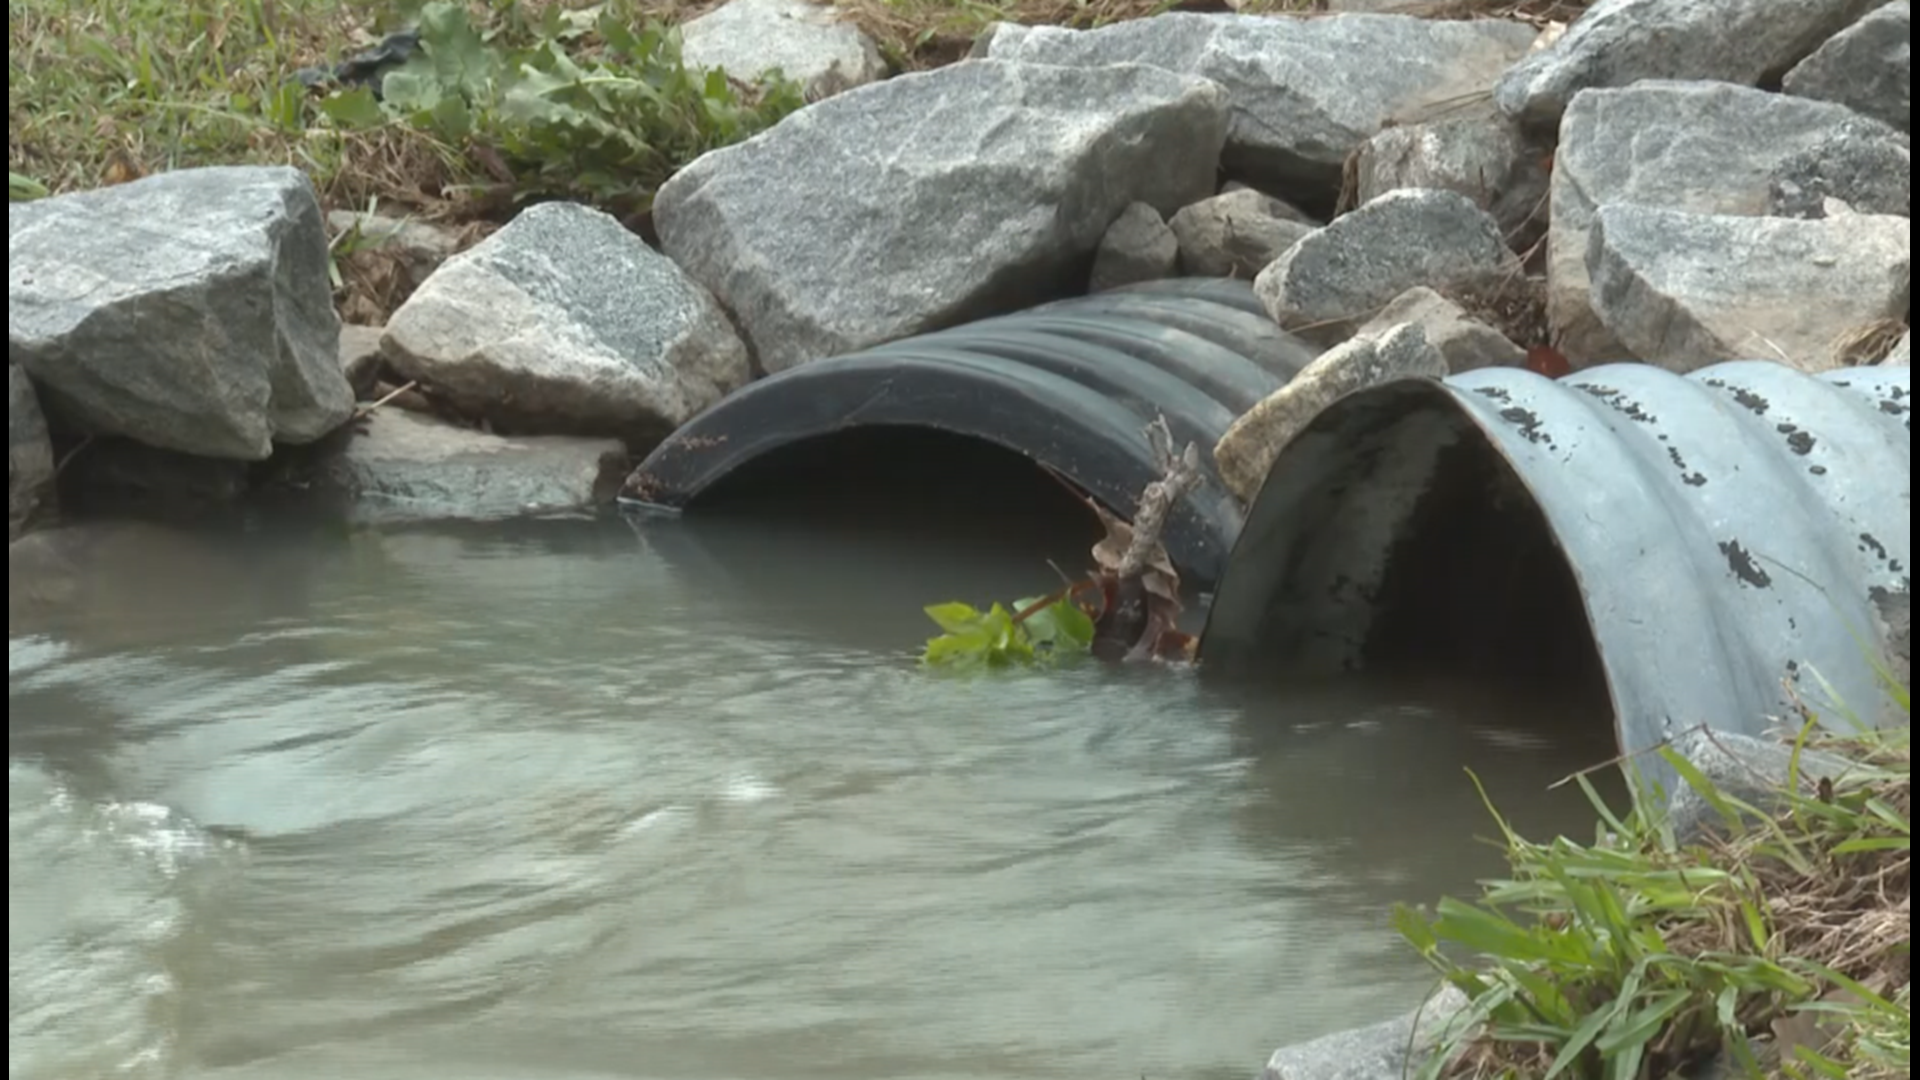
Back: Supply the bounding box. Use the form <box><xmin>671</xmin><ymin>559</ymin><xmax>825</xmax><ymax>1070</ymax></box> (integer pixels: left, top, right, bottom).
<box><xmin>1782</xmin><ymin>0</ymin><xmax>1910</xmax><ymax>132</ymax></box>
<box><xmin>983</xmin><ymin>12</ymin><xmax>1538</xmax><ymax>202</ymax></box>
<box><xmin>1588</xmin><ymin>206</ymin><xmax>1910</xmax><ymax>373</ymax></box>
<box><xmin>9</xmin><ymin>166</ymin><xmax>354</xmax><ymax>460</ymax></box>
<box><xmin>1547</xmin><ymin>81</ymin><xmax>1910</xmax><ymax>367</ymax></box>
<box><xmin>654</xmin><ymin>60</ymin><xmax>1228</xmax><ymax>371</ymax></box>
<box><xmin>1496</xmin><ymin>0</ymin><xmax>1884</xmax><ymax>133</ymax></box>
<box><xmin>382</xmin><ymin>201</ymin><xmax>752</xmax><ymax>445</ymax></box>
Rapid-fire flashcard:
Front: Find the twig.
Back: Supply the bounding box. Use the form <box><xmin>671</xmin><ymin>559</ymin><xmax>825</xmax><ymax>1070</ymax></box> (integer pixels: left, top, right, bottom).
<box><xmin>49</xmin><ymin>433</ymin><xmax>96</xmax><ymax>481</ymax></box>
<box><xmin>352</xmin><ymin>379</ymin><xmax>418</xmax><ymax>419</ymax></box>
<box><xmin>1117</xmin><ymin>416</ymin><xmax>1202</xmax><ymax>579</ymax></box>
<box><xmin>1546</xmin><ymin>722</ymin><xmax>1707</xmax><ymax>790</ymax></box>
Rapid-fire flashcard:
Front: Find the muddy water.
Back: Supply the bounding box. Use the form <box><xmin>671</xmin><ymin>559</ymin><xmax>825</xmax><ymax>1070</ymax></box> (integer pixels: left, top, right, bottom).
<box><xmin>9</xmin><ymin>506</ymin><xmax>1618</xmax><ymax>1080</ymax></box>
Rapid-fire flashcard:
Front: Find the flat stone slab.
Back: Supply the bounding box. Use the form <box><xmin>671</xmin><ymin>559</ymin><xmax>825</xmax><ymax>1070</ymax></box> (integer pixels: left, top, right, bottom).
<box><xmin>316</xmin><ymin>409</ymin><xmax>630</xmax><ymax>524</ymax></box>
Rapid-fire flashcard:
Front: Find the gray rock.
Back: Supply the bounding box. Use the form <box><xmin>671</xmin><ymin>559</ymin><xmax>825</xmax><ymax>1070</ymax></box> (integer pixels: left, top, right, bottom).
<box><xmin>1261</xmin><ymin>985</ymin><xmax>1470</xmax><ymax>1080</ymax></box>
<box><xmin>1170</xmin><ymin>189</ymin><xmax>1316</xmax><ymax>278</ymax></box>
<box><xmin>1548</xmin><ymin>82</ymin><xmax>1909</xmax><ymax>367</ymax></box>
<box><xmin>1089</xmin><ymin>202</ymin><xmax>1179</xmax><ymax>292</ymax></box>
<box><xmin>1254</xmin><ymin>189</ymin><xmax>1520</xmax><ymax>342</ymax></box>
<box><xmin>1218</xmin><ymin>181</ymin><xmax>1320</xmax><ymax>223</ymax></box>
<box><xmin>339</xmin><ymin>324</ymin><xmax>386</xmax><ymax>399</ymax></box>
<box><xmin>383</xmin><ymin>201</ymin><xmax>752</xmax><ymax>444</ymax></box>
<box><xmin>1353</xmin><ymin>116</ymin><xmax>1550</xmax><ymax>251</ymax></box>
<box><xmin>680</xmin><ymin>0</ymin><xmax>887</xmax><ymax>101</ymax></box>
<box><xmin>1783</xmin><ymin>1</ymin><xmax>1910</xmax><ymax>132</ymax></box>
<box><xmin>1663</xmin><ymin>729</ymin><xmax>1875</xmax><ymax>845</ymax></box>
<box><xmin>325</xmin><ymin>209</ymin><xmax>463</xmax><ymax>290</ymax></box>
<box><xmin>1767</xmin><ymin>132</ymin><xmax>1912</xmax><ymax>219</ymax></box>
<box><xmin>9</xmin><ymin>165</ymin><xmax>353</xmax><ymax>460</ymax></box>
<box><xmin>1214</xmin><ymin>321</ymin><xmax>1446</xmax><ymax>501</ymax></box>
<box><xmin>1495</xmin><ymin>0</ymin><xmax>1884</xmax><ymax>133</ymax></box>
<box><xmin>1357</xmin><ymin>287</ymin><xmax>1528</xmax><ymax>373</ymax></box>
<box><xmin>1587</xmin><ymin>204</ymin><xmax>1910</xmax><ymax>374</ymax></box>
<box><xmin>1887</xmin><ymin>329</ymin><xmax>1912</xmax><ymax>366</ymax></box>
<box><xmin>655</xmin><ymin>61</ymin><xmax>1228</xmax><ymax>372</ymax></box>
<box><xmin>983</xmin><ymin>12</ymin><xmax>1538</xmax><ymax>199</ymax></box>
<box><xmin>314</xmin><ymin>409</ymin><xmax>629</xmax><ymax>524</ymax></box>
<box><xmin>9</xmin><ymin>366</ymin><xmax>54</xmax><ymax>539</ymax></box>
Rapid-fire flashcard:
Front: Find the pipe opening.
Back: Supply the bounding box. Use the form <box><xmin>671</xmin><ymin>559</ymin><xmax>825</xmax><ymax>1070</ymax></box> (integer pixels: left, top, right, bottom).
<box><xmin>1360</xmin><ymin>434</ymin><xmax>1612</xmax><ymax>702</ymax></box>
<box><xmin>1202</xmin><ymin>385</ymin><xmax>1612</xmax><ymax>720</ymax></box>
<box><xmin>684</xmin><ymin>426</ymin><xmax>1104</xmax><ymax>560</ymax></box>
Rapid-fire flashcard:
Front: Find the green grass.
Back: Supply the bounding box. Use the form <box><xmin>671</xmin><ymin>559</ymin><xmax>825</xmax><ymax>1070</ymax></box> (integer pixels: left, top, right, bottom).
<box><xmin>1395</xmin><ymin>695</ymin><xmax>1912</xmax><ymax>1080</ymax></box>
<box><xmin>8</xmin><ymin>0</ymin><xmax>806</xmax><ymax>219</ymax></box>
<box><xmin>11</xmin><ymin>0</ymin><xmax>1587</xmax><ymax>220</ymax></box>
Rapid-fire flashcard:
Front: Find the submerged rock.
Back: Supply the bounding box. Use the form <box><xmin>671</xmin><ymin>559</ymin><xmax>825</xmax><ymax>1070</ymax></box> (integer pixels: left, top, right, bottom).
<box><xmin>983</xmin><ymin>12</ymin><xmax>1538</xmax><ymax>202</ymax></box>
<box><xmin>680</xmin><ymin>0</ymin><xmax>888</xmax><ymax>100</ymax></box>
<box><xmin>1495</xmin><ymin>0</ymin><xmax>1884</xmax><ymax>133</ymax></box>
<box><xmin>1214</xmin><ymin>322</ymin><xmax>1446</xmax><ymax>501</ymax></box>
<box><xmin>1548</xmin><ymin>82</ymin><xmax>1908</xmax><ymax>367</ymax></box>
<box><xmin>1169</xmin><ymin>188</ymin><xmax>1315</xmax><ymax>279</ymax></box>
<box><xmin>1255</xmin><ymin>189</ymin><xmax>1519</xmax><ymax>342</ymax></box>
<box><xmin>1782</xmin><ymin>0</ymin><xmax>1911</xmax><ymax>132</ymax></box>
<box><xmin>9</xmin><ymin>165</ymin><xmax>353</xmax><ymax>460</ymax></box>
<box><xmin>654</xmin><ymin>60</ymin><xmax>1227</xmax><ymax>371</ymax></box>
<box><xmin>1089</xmin><ymin>202</ymin><xmax>1179</xmax><ymax>292</ymax></box>
<box><xmin>314</xmin><ymin>409</ymin><xmax>629</xmax><ymax>524</ymax></box>
<box><xmin>1356</xmin><ymin>287</ymin><xmax>1527</xmax><ymax>374</ymax></box>
<box><xmin>1260</xmin><ymin>985</ymin><xmax>1470</xmax><ymax>1080</ymax></box>
<box><xmin>9</xmin><ymin>367</ymin><xmax>55</xmax><ymax>540</ymax></box>
<box><xmin>1587</xmin><ymin>205</ymin><xmax>1909</xmax><ymax>373</ymax></box>
<box><xmin>383</xmin><ymin>201</ymin><xmax>751</xmax><ymax>445</ymax></box>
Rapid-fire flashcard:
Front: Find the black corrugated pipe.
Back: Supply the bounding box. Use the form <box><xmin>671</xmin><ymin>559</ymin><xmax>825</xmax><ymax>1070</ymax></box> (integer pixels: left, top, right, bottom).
<box><xmin>1199</xmin><ymin>361</ymin><xmax>1911</xmax><ymax>789</ymax></box>
<box><xmin>619</xmin><ymin>280</ymin><xmax>1322</xmax><ymax>588</ymax></box>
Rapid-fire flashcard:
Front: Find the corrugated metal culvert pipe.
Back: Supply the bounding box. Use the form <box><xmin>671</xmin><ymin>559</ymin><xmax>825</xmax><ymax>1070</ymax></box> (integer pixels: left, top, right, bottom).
<box><xmin>620</xmin><ymin>279</ymin><xmax>1321</xmax><ymax>588</ymax></box>
<box><xmin>1199</xmin><ymin>361</ymin><xmax>1911</xmax><ymax>786</ymax></box>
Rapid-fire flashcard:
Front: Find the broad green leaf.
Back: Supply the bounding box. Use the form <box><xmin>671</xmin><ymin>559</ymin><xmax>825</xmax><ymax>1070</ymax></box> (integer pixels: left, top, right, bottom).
<box><xmin>1430</xmin><ymin>898</ymin><xmax>1557</xmax><ymax>962</ymax></box>
<box><xmin>924</xmin><ymin>603</ymin><xmax>985</xmax><ymax>636</ymax></box>
<box><xmin>381</xmin><ymin>68</ymin><xmax>442</xmax><ymax>113</ymax></box>
<box><xmin>1389</xmin><ymin>903</ymin><xmax>1438</xmax><ymax>955</ymax></box>
<box><xmin>317</xmin><ymin>86</ymin><xmax>387</xmax><ymax>129</ymax></box>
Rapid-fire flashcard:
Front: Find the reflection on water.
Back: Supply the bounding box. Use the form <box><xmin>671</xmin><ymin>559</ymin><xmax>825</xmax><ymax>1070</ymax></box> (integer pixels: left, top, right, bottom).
<box><xmin>9</xmin><ymin>510</ymin><xmax>1619</xmax><ymax>1080</ymax></box>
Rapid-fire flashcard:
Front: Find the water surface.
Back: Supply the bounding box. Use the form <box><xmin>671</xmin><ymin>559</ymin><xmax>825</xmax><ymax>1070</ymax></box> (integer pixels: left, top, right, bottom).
<box><xmin>9</xmin><ymin>509</ymin><xmax>1617</xmax><ymax>1080</ymax></box>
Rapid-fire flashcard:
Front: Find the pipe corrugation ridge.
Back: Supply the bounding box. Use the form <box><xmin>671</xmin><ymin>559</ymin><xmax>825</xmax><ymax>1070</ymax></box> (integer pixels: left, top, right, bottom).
<box><xmin>621</xmin><ymin>280</ymin><xmax>1318</xmax><ymax>586</ymax></box>
<box><xmin>1200</xmin><ymin>361</ymin><xmax>1911</xmax><ymax>784</ymax></box>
